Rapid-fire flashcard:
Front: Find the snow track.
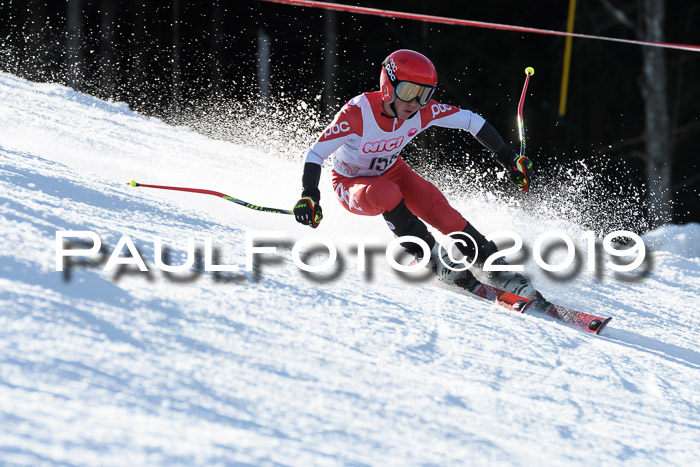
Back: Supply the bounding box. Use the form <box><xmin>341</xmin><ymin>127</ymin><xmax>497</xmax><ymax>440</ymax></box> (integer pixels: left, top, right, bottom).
<box><xmin>1</xmin><ymin>73</ymin><xmax>699</xmax><ymax>465</ymax></box>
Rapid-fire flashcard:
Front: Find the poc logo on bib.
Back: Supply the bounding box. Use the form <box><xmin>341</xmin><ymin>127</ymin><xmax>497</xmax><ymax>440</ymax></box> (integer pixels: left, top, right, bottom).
<box><xmin>324</xmin><ymin>121</ymin><xmax>350</xmax><ymax>138</ymax></box>
<box><xmin>431</xmin><ymin>103</ymin><xmax>453</xmax><ymax>118</ymax></box>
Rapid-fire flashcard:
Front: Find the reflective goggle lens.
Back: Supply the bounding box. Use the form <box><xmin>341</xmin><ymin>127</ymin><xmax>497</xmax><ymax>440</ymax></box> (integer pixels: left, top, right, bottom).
<box><xmin>395</xmin><ymin>81</ymin><xmax>435</xmax><ymax>106</ymax></box>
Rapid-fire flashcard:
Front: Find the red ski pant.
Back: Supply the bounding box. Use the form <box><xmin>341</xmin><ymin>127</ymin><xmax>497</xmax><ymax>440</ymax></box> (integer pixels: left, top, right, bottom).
<box><xmin>331</xmin><ymin>157</ymin><xmax>467</xmax><ymax>235</ymax></box>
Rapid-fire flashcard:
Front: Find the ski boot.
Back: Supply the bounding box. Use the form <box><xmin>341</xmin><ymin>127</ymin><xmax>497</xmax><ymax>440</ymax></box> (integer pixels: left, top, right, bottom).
<box><xmin>453</xmin><ymin>222</ymin><xmax>537</xmax><ymax>298</ymax></box>
<box><xmin>528</xmin><ymin>290</ymin><xmax>552</xmax><ymax>311</ymax></box>
<box><xmin>408</xmin><ymin>242</ymin><xmax>481</xmax><ymax>291</ymax></box>
<box><xmin>483</xmin><ymin>257</ymin><xmax>537</xmax><ymax>299</ymax></box>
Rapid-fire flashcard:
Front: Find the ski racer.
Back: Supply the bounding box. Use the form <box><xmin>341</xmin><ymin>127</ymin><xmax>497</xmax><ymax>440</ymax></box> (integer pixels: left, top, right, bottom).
<box><xmin>293</xmin><ymin>49</ymin><xmax>535</xmax><ymax>296</ymax></box>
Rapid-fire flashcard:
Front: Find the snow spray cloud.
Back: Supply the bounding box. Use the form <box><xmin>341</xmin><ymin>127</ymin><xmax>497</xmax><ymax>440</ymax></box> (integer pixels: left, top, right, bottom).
<box><xmin>169</xmin><ymin>95</ymin><xmax>326</xmax><ymax>164</ymax></box>
<box><xmin>418</xmin><ymin>151</ymin><xmax>652</xmax><ymax>236</ymax></box>
<box><xmin>173</xmin><ymin>96</ymin><xmax>655</xmax><ymax>236</ymax></box>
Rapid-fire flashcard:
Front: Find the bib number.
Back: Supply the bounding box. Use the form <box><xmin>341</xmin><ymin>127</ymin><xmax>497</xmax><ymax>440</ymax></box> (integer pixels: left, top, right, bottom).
<box><xmin>368</xmin><ymin>154</ymin><xmax>398</xmax><ymax>172</ymax></box>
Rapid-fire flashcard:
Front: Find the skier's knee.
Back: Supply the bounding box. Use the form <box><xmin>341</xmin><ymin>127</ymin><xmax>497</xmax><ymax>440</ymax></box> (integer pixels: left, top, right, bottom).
<box><xmin>366</xmin><ymin>182</ymin><xmax>402</xmax><ymax>213</ymax></box>
<box><xmin>382</xmin><ymin>199</ymin><xmax>436</xmax><ymax>254</ymax></box>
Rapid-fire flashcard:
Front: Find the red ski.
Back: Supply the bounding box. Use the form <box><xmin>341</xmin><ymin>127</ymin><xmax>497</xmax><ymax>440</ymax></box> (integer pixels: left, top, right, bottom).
<box><xmin>533</xmin><ymin>301</ymin><xmax>612</xmax><ymax>334</ymax></box>
<box><xmin>456</xmin><ymin>280</ymin><xmax>611</xmax><ymax>335</ymax></box>
<box><xmin>468</xmin><ymin>282</ymin><xmax>532</xmax><ymax>313</ymax></box>
<box><xmin>411</xmin><ymin>259</ymin><xmax>612</xmax><ymax>334</ymax></box>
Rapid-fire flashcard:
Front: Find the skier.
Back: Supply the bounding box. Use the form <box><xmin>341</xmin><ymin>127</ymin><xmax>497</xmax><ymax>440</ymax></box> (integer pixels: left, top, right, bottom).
<box><xmin>293</xmin><ymin>49</ymin><xmax>535</xmax><ymax>296</ymax></box>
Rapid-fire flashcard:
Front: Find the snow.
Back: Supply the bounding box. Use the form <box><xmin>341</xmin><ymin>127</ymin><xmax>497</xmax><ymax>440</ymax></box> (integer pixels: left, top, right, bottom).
<box><xmin>643</xmin><ymin>223</ymin><xmax>700</xmax><ymax>259</ymax></box>
<box><xmin>1</xmin><ymin>73</ymin><xmax>699</xmax><ymax>465</ymax></box>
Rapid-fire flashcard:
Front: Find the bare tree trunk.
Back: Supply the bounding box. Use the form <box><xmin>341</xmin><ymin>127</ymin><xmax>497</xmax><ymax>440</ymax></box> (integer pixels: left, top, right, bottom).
<box><xmin>66</xmin><ymin>0</ymin><xmax>82</xmax><ymax>89</ymax></box>
<box><xmin>257</xmin><ymin>28</ymin><xmax>270</xmax><ymax>110</ymax></box>
<box><xmin>99</xmin><ymin>0</ymin><xmax>117</xmax><ymax>98</ymax></box>
<box><xmin>209</xmin><ymin>1</ymin><xmax>224</xmax><ymax>96</ymax></box>
<box><xmin>641</xmin><ymin>0</ymin><xmax>673</xmax><ymax>226</ymax></box>
<box><xmin>25</xmin><ymin>0</ymin><xmax>45</xmax><ymax>78</ymax></box>
<box><xmin>322</xmin><ymin>10</ymin><xmax>337</xmax><ymax>116</ymax></box>
<box><xmin>131</xmin><ymin>0</ymin><xmax>147</xmax><ymax>93</ymax></box>
<box><xmin>171</xmin><ymin>0</ymin><xmax>182</xmax><ymax>112</ymax></box>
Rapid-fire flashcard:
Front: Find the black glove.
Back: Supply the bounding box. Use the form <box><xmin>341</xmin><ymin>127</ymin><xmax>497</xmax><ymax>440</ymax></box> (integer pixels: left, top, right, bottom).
<box><xmin>293</xmin><ymin>188</ymin><xmax>323</xmax><ymax>228</ymax></box>
<box><xmin>494</xmin><ymin>147</ymin><xmax>533</xmax><ymax>192</ymax></box>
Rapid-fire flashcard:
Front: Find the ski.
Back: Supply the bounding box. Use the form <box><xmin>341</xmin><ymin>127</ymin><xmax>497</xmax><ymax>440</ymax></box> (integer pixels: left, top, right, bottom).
<box><xmin>452</xmin><ymin>280</ymin><xmax>611</xmax><ymax>335</ymax></box>
<box><xmin>468</xmin><ymin>282</ymin><xmax>532</xmax><ymax>313</ymax></box>
<box><xmin>531</xmin><ymin>300</ymin><xmax>612</xmax><ymax>335</ymax></box>
<box><xmin>409</xmin><ymin>259</ymin><xmax>612</xmax><ymax>334</ymax></box>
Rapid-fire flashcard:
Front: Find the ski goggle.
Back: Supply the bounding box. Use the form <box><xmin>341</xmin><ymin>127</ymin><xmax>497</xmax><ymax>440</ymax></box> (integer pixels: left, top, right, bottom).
<box><xmin>395</xmin><ymin>81</ymin><xmax>435</xmax><ymax>106</ymax></box>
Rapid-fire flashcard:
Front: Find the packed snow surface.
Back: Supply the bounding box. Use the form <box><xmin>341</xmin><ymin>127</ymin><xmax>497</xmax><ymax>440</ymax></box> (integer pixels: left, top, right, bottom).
<box><xmin>1</xmin><ymin>73</ymin><xmax>699</xmax><ymax>465</ymax></box>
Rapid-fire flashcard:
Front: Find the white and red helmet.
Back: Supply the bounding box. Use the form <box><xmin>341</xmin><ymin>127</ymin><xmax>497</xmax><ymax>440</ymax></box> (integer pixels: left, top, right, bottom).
<box><xmin>380</xmin><ymin>49</ymin><xmax>438</xmax><ymax>108</ymax></box>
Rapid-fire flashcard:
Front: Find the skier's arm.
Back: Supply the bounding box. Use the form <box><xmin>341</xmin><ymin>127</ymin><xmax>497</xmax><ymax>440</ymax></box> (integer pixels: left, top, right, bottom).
<box><xmin>294</xmin><ymin>103</ymin><xmax>361</xmax><ymax>228</ymax></box>
<box><xmin>473</xmin><ymin>121</ymin><xmax>524</xmax><ymax>168</ymax></box>
<box><xmin>293</xmin><ymin>160</ymin><xmax>323</xmax><ymax>228</ymax></box>
<box><xmin>474</xmin><ymin>122</ymin><xmax>533</xmax><ymax>192</ymax></box>
<box><xmin>423</xmin><ymin>104</ymin><xmax>533</xmax><ymax>192</ymax></box>
<box><xmin>300</xmin><ymin>161</ymin><xmax>322</xmax><ymax>202</ymax></box>
<box><xmin>299</xmin><ymin>114</ymin><xmax>356</xmax><ymax>201</ymax></box>
<box><xmin>294</xmin><ymin>148</ymin><xmax>331</xmax><ymax>229</ymax></box>
<box><xmin>473</xmin><ymin>120</ymin><xmax>507</xmax><ymax>154</ymax></box>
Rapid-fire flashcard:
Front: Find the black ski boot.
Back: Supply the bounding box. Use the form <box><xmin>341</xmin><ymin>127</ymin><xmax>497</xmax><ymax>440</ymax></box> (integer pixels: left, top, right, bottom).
<box><xmin>383</xmin><ymin>199</ymin><xmax>438</xmax><ymax>268</ymax></box>
<box><xmin>383</xmin><ymin>200</ymin><xmax>479</xmax><ymax>289</ymax></box>
<box><xmin>452</xmin><ymin>221</ymin><xmax>536</xmax><ymax>298</ymax></box>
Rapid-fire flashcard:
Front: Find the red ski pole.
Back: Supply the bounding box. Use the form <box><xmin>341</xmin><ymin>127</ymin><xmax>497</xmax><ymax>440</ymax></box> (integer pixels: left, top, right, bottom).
<box><xmin>128</xmin><ymin>180</ymin><xmax>293</xmax><ymax>215</ymax></box>
<box><xmin>517</xmin><ymin>66</ymin><xmax>535</xmax><ymax>158</ymax></box>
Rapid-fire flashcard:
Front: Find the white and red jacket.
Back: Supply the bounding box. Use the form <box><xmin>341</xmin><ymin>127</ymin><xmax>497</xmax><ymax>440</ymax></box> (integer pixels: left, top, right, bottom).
<box><xmin>305</xmin><ymin>91</ymin><xmax>486</xmax><ymax>177</ymax></box>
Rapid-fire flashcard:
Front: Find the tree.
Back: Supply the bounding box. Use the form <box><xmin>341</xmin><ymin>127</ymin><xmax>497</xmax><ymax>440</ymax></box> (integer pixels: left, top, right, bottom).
<box><xmin>209</xmin><ymin>1</ymin><xmax>224</xmax><ymax>96</ymax></box>
<box><xmin>130</xmin><ymin>0</ymin><xmax>147</xmax><ymax>93</ymax></box>
<box><xmin>600</xmin><ymin>0</ymin><xmax>673</xmax><ymax>226</ymax></box>
<box><xmin>66</xmin><ymin>0</ymin><xmax>82</xmax><ymax>90</ymax></box>
<box><xmin>640</xmin><ymin>0</ymin><xmax>672</xmax><ymax>226</ymax></box>
<box><xmin>322</xmin><ymin>9</ymin><xmax>338</xmax><ymax>116</ymax></box>
<box><xmin>99</xmin><ymin>0</ymin><xmax>117</xmax><ymax>98</ymax></box>
<box><xmin>171</xmin><ymin>0</ymin><xmax>182</xmax><ymax>111</ymax></box>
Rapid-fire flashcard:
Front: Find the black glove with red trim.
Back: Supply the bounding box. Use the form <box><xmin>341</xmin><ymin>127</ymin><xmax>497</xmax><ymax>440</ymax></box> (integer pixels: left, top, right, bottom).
<box><xmin>294</xmin><ymin>188</ymin><xmax>323</xmax><ymax>228</ymax></box>
<box><xmin>494</xmin><ymin>147</ymin><xmax>533</xmax><ymax>192</ymax></box>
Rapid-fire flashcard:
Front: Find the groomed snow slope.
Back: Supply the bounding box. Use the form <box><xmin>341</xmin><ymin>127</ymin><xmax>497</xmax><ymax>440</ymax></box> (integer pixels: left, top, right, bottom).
<box><xmin>1</xmin><ymin>73</ymin><xmax>699</xmax><ymax>465</ymax></box>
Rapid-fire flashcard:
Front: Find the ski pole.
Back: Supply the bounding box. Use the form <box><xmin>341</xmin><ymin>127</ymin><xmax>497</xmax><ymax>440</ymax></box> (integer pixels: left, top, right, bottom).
<box><xmin>518</xmin><ymin>66</ymin><xmax>534</xmax><ymax>158</ymax></box>
<box><xmin>128</xmin><ymin>180</ymin><xmax>293</xmax><ymax>215</ymax></box>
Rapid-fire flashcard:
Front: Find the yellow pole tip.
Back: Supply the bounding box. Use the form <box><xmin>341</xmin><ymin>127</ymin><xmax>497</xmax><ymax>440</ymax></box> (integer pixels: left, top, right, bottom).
<box><xmin>129</xmin><ymin>180</ymin><xmax>138</xmax><ymax>187</ymax></box>
<box><xmin>525</xmin><ymin>67</ymin><xmax>535</xmax><ymax>76</ymax></box>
